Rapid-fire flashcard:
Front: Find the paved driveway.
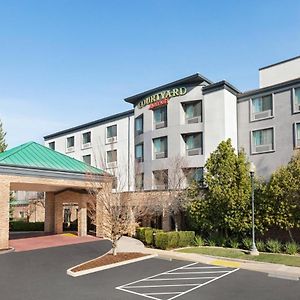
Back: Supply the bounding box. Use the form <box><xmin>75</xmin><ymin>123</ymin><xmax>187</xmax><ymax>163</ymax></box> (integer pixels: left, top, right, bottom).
<box><xmin>0</xmin><ymin>241</ymin><xmax>300</xmax><ymax>300</ymax></box>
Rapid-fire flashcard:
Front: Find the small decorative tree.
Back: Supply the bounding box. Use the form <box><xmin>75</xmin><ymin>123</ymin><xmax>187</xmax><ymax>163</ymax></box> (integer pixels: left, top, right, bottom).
<box><xmin>0</xmin><ymin>119</ymin><xmax>7</xmax><ymax>153</ymax></box>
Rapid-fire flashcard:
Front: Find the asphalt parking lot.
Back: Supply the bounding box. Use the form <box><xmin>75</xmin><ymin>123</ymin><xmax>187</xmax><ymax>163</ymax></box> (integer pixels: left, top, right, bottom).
<box><xmin>0</xmin><ymin>241</ymin><xmax>300</xmax><ymax>300</ymax></box>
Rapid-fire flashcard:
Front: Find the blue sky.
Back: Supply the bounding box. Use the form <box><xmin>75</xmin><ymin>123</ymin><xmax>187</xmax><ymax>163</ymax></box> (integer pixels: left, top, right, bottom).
<box><xmin>1</xmin><ymin>0</ymin><xmax>300</xmax><ymax>147</ymax></box>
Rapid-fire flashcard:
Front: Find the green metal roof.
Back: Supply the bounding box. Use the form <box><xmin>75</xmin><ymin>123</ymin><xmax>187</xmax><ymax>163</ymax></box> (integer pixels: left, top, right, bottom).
<box><xmin>0</xmin><ymin>141</ymin><xmax>104</xmax><ymax>175</ymax></box>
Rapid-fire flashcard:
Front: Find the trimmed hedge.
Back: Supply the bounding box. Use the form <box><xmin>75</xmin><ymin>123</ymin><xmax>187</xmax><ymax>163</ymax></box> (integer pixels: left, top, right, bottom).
<box><xmin>10</xmin><ymin>221</ymin><xmax>44</xmax><ymax>231</ymax></box>
<box><xmin>155</xmin><ymin>232</ymin><xmax>169</xmax><ymax>250</ymax></box>
<box><xmin>136</xmin><ymin>228</ymin><xmax>195</xmax><ymax>250</ymax></box>
<box><xmin>178</xmin><ymin>231</ymin><xmax>195</xmax><ymax>248</ymax></box>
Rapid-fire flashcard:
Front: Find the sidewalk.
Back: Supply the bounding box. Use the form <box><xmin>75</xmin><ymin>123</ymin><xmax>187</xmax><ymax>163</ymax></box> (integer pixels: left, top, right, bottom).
<box><xmin>142</xmin><ymin>247</ymin><xmax>300</xmax><ymax>280</ymax></box>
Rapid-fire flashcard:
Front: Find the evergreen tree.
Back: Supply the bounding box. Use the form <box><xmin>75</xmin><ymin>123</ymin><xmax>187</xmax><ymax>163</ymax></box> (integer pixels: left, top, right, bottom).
<box><xmin>268</xmin><ymin>151</ymin><xmax>300</xmax><ymax>240</ymax></box>
<box><xmin>0</xmin><ymin>119</ymin><xmax>7</xmax><ymax>152</ymax></box>
<box><xmin>188</xmin><ymin>139</ymin><xmax>252</xmax><ymax>237</ymax></box>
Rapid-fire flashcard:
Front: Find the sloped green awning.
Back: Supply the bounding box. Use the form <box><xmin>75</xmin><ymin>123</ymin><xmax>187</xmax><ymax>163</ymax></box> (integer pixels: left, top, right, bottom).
<box><xmin>0</xmin><ymin>141</ymin><xmax>104</xmax><ymax>176</ymax></box>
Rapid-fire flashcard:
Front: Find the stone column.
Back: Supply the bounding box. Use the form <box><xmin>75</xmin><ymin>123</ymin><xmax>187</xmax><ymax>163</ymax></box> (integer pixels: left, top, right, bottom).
<box><xmin>78</xmin><ymin>200</ymin><xmax>87</xmax><ymax>237</ymax></box>
<box><xmin>44</xmin><ymin>192</ymin><xmax>55</xmax><ymax>233</ymax></box>
<box><xmin>0</xmin><ymin>181</ymin><xmax>10</xmax><ymax>250</ymax></box>
<box><xmin>162</xmin><ymin>209</ymin><xmax>171</xmax><ymax>231</ymax></box>
<box><xmin>95</xmin><ymin>192</ymin><xmax>105</xmax><ymax>238</ymax></box>
<box><xmin>54</xmin><ymin>198</ymin><xmax>63</xmax><ymax>234</ymax></box>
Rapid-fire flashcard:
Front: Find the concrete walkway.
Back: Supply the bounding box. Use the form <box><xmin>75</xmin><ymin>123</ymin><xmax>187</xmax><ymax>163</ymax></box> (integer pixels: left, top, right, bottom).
<box><xmin>143</xmin><ymin>247</ymin><xmax>300</xmax><ymax>280</ymax></box>
<box><xmin>10</xmin><ymin>233</ymin><xmax>99</xmax><ymax>252</ymax></box>
<box><xmin>114</xmin><ymin>236</ymin><xmax>145</xmax><ymax>253</ymax></box>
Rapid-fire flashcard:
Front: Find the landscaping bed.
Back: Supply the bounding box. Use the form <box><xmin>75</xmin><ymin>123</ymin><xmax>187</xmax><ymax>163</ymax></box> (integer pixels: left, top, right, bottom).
<box><xmin>72</xmin><ymin>252</ymin><xmax>147</xmax><ymax>272</ymax></box>
<box><xmin>177</xmin><ymin>246</ymin><xmax>300</xmax><ymax>267</ymax></box>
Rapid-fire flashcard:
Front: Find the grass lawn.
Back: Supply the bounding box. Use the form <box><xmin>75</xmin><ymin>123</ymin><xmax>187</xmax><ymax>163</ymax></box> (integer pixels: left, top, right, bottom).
<box><xmin>177</xmin><ymin>247</ymin><xmax>300</xmax><ymax>267</ymax></box>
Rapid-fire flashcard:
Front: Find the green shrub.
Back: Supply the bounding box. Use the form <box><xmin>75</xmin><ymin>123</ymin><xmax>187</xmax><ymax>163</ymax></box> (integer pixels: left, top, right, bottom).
<box><xmin>284</xmin><ymin>242</ymin><xmax>298</xmax><ymax>255</ymax></box>
<box><xmin>144</xmin><ymin>228</ymin><xmax>154</xmax><ymax>245</ymax></box>
<box><xmin>256</xmin><ymin>240</ymin><xmax>266</xmax><ymax>252</ymax></box>
<box><xmin>10</xmin><ymin>221</ymin><xmax>44</xmax><ymax>231</ymax></box>
<box><xmin>215</xmin><ymin>235</ymin><xmax>226</xmax><ymax>247</ymax></box>
<box><xmin>227</xmin><ymin>238</ymin><xmax>239</xmax><ymax>249</ymax></box>
<box><xmin>194</xmin><ymin>235</ymin><xmax>205</xmax><ymax>246</ymax></box>
<box><xmin>207</xmin><ymin>239</ymin><xmax>216</xmax><ymax>247</ymax></box>
<box><xmin>178</xmin><ymin>231</ymin><xmax>195</xmax><ymax>248</ymax></box>
<box><xmin>167</xmin><ymin>232</ymin><xmax>179</xmax><ymax>248</ymax></box>
<box><xmin>155</xmin><ymin>232</ymin><xmax>168</xmax><ymax>250</ymax></box>
<box><xmin>266</xmin><ymin>239</ymin><xmax>282</xmax><ymax>253</ymax></box>
<box><xmin>136</xmin><ymin>227</ymin><xmax>148</xmax><ymax>243</ymax></box>
<box><xmin>242</xmin><ymin>237</ymin><xmax>252</xmax><ymax>250</ymax></box>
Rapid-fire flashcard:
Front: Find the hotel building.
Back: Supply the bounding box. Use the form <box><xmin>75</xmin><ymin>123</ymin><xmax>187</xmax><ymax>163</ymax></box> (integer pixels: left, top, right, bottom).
<box><xmin>44</xmin><ymin>56</ymin><xmax>300</xmax><ymax>191</ymax></box>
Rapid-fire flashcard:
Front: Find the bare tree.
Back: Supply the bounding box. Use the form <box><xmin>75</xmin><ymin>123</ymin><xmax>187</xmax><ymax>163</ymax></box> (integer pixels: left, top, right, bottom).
<box><xmin>157</xmin><ymin>156</ymin><xmax>194</xmax><ymax>231</ymax></box>
<box><xmin>26</xmin><ymin>192</ymin><xmax>45</xmax><ymax>222</ymax></box>
<box><xmin>85</xmin><ymin>172</ymin><xmax>159</xmax><ymax>255</ymax></box>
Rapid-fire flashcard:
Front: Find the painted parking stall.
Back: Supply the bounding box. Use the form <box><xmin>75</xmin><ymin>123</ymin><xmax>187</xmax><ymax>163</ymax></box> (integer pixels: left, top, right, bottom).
<box><xmin>116</xmin><ymin>262</ymin><xmax>239</xmax><ymax>300</ymax></box>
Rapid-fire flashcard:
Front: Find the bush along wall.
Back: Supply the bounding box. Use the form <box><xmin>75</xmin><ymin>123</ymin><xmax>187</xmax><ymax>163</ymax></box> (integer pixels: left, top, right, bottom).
<box><xmin>135</xmin><ymin>228</ymin><xmax>195</xmax><ymax>250</ymax></box>
<box><xmin>10</xmin><ymin>221</ymin><xmax>44</xmax><ymax>231</ymax></box>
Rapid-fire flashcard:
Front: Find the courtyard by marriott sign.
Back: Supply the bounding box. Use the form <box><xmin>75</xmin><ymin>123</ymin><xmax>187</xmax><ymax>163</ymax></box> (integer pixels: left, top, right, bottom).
<box><xmin>137</xmin><ymin>87</ymin><xmax>187</xmax><ymax>109</ymax></box>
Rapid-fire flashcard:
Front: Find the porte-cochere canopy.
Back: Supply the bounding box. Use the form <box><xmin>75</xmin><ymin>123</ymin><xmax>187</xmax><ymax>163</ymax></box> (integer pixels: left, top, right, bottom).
<box><xmin>0</xmin><ymin>142</ymin><xmax>110</xmax><ymax>250</ymax></box>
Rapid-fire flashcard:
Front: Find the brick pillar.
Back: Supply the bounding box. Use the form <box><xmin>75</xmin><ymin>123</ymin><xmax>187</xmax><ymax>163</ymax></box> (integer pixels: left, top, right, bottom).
<box><xmin>0</xmin><ymin>181</ymin><xmax>10</xmax><ymax>250</ymax></box>
<box><xmin>96</xmin><ymin>194</ymin><xmax>104</xmax><ymax>238</ymax></box>
<box><xmin>44</xmin><ymin>192</ymin><xmax>55</xmax><ymax>233</ymax></box>
<box><xmin>78</xmin><ymin>200</ymin><xmax>87</xmax><ymax>237</ymax></box>
<box><xmin>54</xmin><ymin>199</ymin><xmax>63</xmax><ymax>234</ymax></box>
<box><xmin>162</xmin><ymin>209</ymin><xmax>171</xmax><ymax>231</ymax></box>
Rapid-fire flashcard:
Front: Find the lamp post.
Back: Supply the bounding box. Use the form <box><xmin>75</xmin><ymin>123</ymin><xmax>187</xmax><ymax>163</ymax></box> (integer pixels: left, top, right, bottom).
<box><xmin>249</xmin><ymin>162</ymin><xmax>259</xmax><ymax>256</ymax></box>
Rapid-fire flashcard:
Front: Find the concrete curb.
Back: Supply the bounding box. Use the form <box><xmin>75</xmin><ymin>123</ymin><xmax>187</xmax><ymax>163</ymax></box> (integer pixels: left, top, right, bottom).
<box><xmin>143</xmin><ymin>248</ymin><xmax>300</xmax><ymax>280</ymax></box>
<box><xmin>67</xmin><ymin>254</ymin><xmax>157</xmax><ymax>277</ymax></box>
<box><xmin>0</xmin><ymin>247</ymin><xmax>15</xmax><ymax>255</ymax></box>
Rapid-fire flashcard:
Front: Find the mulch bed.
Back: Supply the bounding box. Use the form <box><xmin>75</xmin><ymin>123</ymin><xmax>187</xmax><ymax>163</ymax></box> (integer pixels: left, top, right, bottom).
<box><xmin>72</xmin><ymin>252</ymin><xmax>147</xmax><ymax>272</ymax></box>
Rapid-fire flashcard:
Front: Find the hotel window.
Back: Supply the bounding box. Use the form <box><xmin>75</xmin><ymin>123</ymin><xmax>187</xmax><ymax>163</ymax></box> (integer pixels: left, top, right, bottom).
<box><xmin>183</xmin><ymin>133</ymin><xmax>203</xmax><ymax>156</ymax></box>
<box><xmin>49</xmin><ymin>142</ymin><xmax>55</xmax><ymax>150</ymax></box>
<box><xmin>184</xmin><ymin>168</ymin><xmax>204</xmax><ymax>185</ymax></box>
<box><xmin>82</xmin><ymin>132</ymin><xmax>91</xmax><ymax>148</ymax></box>
<box><xmin>106</xmin><ymin>125</ymin><xmax>117</xmax><ymax>143</ymax></box>
<box><xmin>135</xmin><ymin>115</ymin><xmax>144</xmax><ymax>135</ymax></box>
<box><xmin>153</xmin><ymin>136</ymin><xmax>168</xmax><ymax>159</ymax></box>
<box><xmin>135</xmin><ymin>143</ymin><xmax>144</xmax><ymax>162</ymax></box>
<box><xmin>183</xmin><ymin>101</ymin><xmax>202</xmax><ymax>123</ymax></box>
<box><xmin>66</xmin><ymin>136</ymin><xmax>75</xmax><ymax>152</ymax></box>
<box><xmin>252</xmin><ymin>128</ymin><xmax>274</xmax><ymax>153</ymax></box>
<box><xmin>135</xmin><ymin>173</ymin><xmax>144</xmax><ymax>190</ymax></box>
<box><xmin>83</xmin><ymin>154</ymin><xmax>91</xmax><ymax>165</ymax></box>
<box><xmin>107</xmin><ymin>150</ymin><xmax>117</xmax><ymax>166</ymax></box>
<box><xmin>153</xmin><ymin>170</ymin><xmax>168</xmax><ymax>190</ymax></box>
<box><xmin>293</xmin><ymin>87</ymin><xmax>300</xmax><ymax>113</ymax></box>
<box><xmin>153</xmin><ymin>106</ymin><xmax>167</xmax><ymax>129</ymax></box>
<box><xmin>295</xmin><ymin>123</ymin><xmax>300</xmax><ymax>148</ymax></box>
<box><xmin>251</xmin><ymin>94</ymin><xmax>273</xmax><ymax>121</ymax></box>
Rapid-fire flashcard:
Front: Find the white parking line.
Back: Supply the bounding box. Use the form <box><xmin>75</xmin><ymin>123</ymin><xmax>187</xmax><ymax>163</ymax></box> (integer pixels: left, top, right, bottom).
<box><xmin>116</xmin><ymin>262</ymin><xmax>239</xmax><ymax>300</ymax></box>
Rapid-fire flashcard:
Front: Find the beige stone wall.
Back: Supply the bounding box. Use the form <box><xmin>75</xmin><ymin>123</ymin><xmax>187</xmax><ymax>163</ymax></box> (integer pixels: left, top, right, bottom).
<box><xmin>0</xmin><ymin>181</ymin><xmax>10</xmax><ymax>249</ymax></box>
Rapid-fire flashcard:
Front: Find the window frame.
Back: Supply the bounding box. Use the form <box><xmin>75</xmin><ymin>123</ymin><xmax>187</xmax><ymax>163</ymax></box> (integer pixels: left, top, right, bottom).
<box><xmin>294</xmin><ymin>122</ymin><xmax>300</xmax><ymax>148</ymax></box>
<box><xmin>82</xmin><ymin>154</ymin><xmax>92</xmax><ymax>165</ymax></box>
<box><xmin>82</xmin><ymin>131</ymin><xmax>91</xmax><ymax>148</ymax></box>
<box><xmin>106</xmin><ymin>125</ymin><xmax>118</xmax><ymax>143</ymax></box>
<box><xmin>153</xmin><ymin>106</ymin><xmax>168</xmax><ymax>129</ymax></box>
<box><xmin>292</xmin><ymin>87</ymin><xmax>300</xmax><ymax>114</ymax></box>
<box><xmin>48</xmin><ymin>142</ymin><xmax>55</xmax><ymax>151</ymax></box>
<box><xmin>135</xmin><ymin>114</ymin><xmax>144</xmax><ymax>136</ymax></box>
<box><xmin>250</xmin><ymin>93</ymin><xmax>274</xmax><ymax>122</ymax></box>
<box><xmin>153</xmin><ymin>136</ymin><xmax>168</xmax><ymax>159</ymax></box>
<box><xmin>106</xmin><ymin>149</ymin><xmax>117</xmax><ymax>165</ymax></box>
<box><xmin>182</xmin><ymin>100</ymin><xmax>202</xmax><ymax>123</ymax></box>
<box><xmin>183</xmin><ymin>132</ymin><xmax>203</xmax><ymax>156</ymax></box>
<box><xmin>66</xmin><ymin>136</ymin><xmax>75</xmax><ymax>152</ymax></box>
<box><xmin>135</xmin><ymin>143</ymin><xmax>144</xmax><ymax>162</ymax></box>
<box><xmin>251</xmin><ymin>127</ymin><xmax>275</xmax><ymax>154</ymax></box>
